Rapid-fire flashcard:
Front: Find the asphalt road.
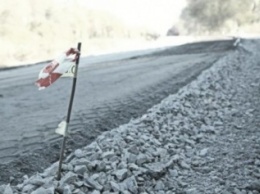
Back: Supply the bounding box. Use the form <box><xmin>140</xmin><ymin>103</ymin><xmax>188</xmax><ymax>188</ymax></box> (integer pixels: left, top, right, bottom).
<box><xmin>0</xmin><ymin>39</ymin><xmax>234</xmax><ymax>184</ymax></box>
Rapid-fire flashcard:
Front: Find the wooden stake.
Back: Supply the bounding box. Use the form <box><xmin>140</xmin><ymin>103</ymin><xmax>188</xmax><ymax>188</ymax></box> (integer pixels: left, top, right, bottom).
<box><xmin>57</xmin><ymin>42</ymin><xmax>81</xmax><ymax>180</ymax></box>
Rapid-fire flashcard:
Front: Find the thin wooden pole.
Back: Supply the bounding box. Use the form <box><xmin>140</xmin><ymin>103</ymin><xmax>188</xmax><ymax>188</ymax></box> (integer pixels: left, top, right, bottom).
<box><xmin>57</xmin><ymin>42</ymin><xmax>81</xmax><ymax>180</ymax></box>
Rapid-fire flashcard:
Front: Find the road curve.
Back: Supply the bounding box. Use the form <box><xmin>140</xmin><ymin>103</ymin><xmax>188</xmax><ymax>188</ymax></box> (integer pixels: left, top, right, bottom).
<box><xmin>0</xmin><ymin>39</ymin><xmax>233</xmax><ymax>184</ymax></box>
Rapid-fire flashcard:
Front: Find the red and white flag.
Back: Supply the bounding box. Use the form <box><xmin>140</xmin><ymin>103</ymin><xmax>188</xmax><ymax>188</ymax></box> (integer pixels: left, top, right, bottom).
<box><xmin>35</xmin><ymin>48</ymin><xmax>80</xmax><ymax>90</ymax></box>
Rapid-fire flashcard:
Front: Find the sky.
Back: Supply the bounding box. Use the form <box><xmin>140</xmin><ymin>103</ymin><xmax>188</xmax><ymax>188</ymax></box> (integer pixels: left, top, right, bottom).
<box><xmin>77</xmin><ymin>0</ymin><xmax>187</xmax><ymax>35</ymax></box>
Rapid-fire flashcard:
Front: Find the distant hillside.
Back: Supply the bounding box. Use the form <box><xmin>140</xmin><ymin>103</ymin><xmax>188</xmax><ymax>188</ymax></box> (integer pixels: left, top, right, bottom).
<box><xmin>179</xmin><ymin>0</ymin><xmax>260</xmax><ymax>35</ymax></box>
<box><xmin>0</xmin><ymin>0</ymin><xmax>161</xmax><ymax>67</ymax></box>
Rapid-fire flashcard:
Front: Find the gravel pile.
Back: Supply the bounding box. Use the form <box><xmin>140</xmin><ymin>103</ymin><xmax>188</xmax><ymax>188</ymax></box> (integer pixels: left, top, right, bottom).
<box><xmin>1</xmin><ymin>39</ymin><xmax>260</xmax><ymax>194</ymax></box>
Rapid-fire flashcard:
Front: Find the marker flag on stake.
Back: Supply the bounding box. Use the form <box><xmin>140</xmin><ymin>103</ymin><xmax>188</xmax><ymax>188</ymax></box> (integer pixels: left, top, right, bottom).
<box><xmin>35</xmin><ymin>48</ymin><xmax>79</xmax><ymax>90</ymax></box>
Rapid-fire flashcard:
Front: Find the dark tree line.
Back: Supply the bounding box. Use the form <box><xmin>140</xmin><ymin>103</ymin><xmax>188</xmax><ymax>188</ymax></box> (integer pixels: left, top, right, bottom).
<box><xmin>181</xmin><ymin>0</ymin><xmax>260</xmax><ymax>33</ymax></box>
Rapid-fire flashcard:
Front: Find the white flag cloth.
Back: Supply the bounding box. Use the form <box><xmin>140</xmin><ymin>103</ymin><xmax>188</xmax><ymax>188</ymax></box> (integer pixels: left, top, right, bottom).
<box><xmin>62</xmin><ymin>64</ymin><xmax>76</xmax><ymax>77</ymax></box>
<box><xmin>55</xmin><ymin>120</ymin><xmax>68</xmax><ymax>136</ymax></box>
<box><xmin>35</xmin><ymin>48</ymin><xmax>79</xmax><ymax>90</ymax></box>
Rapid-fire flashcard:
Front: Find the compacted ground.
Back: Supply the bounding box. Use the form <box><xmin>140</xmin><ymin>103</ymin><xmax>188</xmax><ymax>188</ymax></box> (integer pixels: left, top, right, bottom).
<box><xmin>0</xmin><ymin>40</ymin><xmax>234</xmax><ymax>185</ymax></box>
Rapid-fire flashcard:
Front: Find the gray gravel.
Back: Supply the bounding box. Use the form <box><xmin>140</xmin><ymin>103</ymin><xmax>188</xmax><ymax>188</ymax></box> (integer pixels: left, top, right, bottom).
<box><xmin>2</xmin><ymin>39</ymin><xmax>260</xmax><ymax>193</ymax></box>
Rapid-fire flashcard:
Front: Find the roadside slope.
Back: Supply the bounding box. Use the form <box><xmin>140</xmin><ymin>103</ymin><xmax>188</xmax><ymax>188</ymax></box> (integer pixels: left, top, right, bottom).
<box><xmin>0</xmin><ymin>40</ymin><xmax>233</xmax><ymax>184</ymax></box>
<box><xmin>1</xmin><ymin>39</ymin><xmax>258</xmax><ymax>194</ymax></box>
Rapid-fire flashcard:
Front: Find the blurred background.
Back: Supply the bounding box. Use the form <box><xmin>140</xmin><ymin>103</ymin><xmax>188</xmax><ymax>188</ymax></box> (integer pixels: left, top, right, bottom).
<box><xmin>0</xmin><ymin>0</ymin><xmax>260</xmax><ymax>67</ymax></box>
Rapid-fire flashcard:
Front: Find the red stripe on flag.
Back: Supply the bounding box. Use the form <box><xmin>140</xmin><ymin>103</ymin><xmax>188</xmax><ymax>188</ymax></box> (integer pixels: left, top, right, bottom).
<box><xmin>43</xmin><ymin>62</ymin><xmax>59</xmax><ymax>74</ymax></box>
<box><xmin>36</xmin><ymin>73</ymin><xmax>62</xmax><ymax>89</ymax></box>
